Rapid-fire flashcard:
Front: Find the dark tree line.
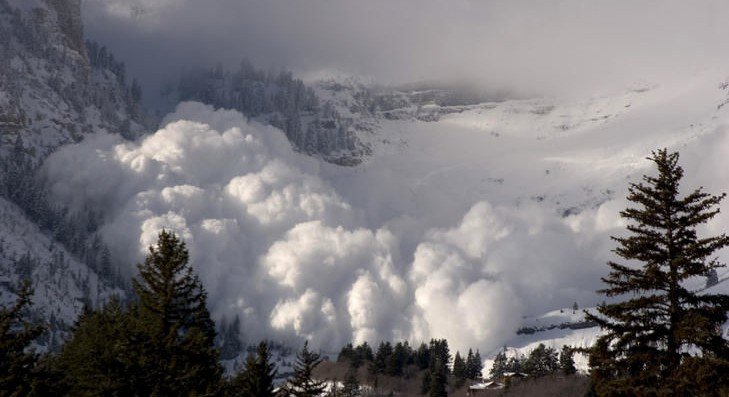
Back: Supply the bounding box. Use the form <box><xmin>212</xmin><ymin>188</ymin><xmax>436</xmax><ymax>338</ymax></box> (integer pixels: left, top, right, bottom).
<box><xmin>489</xmin><ymin>344</ymin><xmax>575</xmax><ymax>381</ymax></box>
<box><xmin>337</xmin><ymin>338</ymin><xmax>483</xmax><ymax>396</ymax></box>
<box><xmin>0</xmin><ymin>230</ymin><xmax>334</xmax><ymax>396</ymax></box>
<box><xmin>452</xmin><ymin>348</ymin><xmax>483</xmax><ymax>386</ymax></box>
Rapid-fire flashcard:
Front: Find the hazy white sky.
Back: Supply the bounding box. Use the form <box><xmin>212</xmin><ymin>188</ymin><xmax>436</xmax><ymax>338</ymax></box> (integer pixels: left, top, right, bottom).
<box><xmin>82</xmin><ymin>0</ymin><xmax>729</xmax><ymax>100</ymax></box>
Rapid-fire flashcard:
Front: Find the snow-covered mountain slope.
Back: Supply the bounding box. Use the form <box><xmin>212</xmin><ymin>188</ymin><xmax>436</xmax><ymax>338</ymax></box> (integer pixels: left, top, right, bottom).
<box><xmin>482</xmin><ymin>270</ymin><xmax>729</xmax><ymax>375</ymax></box>
<box><xmin>0</xmin><ymin>196</ymin><xmax>124</xmax><ymax>351</ymax></box>
<box><xmin>0</xmin><ymin>0</ymin><xmax>146</xmax><ymax>163</ymax></box>
<box><xmin>0</xmin><ymin>0</ymin><xmax>145</xmax><ymax>348</ymax></box>
<box><xmin>326</xmin><ymin>71</ymin><xmax>729</xmax><ymax>228</ymax></box>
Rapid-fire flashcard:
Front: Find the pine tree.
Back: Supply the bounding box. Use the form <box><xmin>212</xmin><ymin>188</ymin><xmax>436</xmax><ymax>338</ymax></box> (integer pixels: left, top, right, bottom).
<box><xmin>0</xmin><ymin>280</ymin><xmax>44</xmax><ymax>395</ymax></box>
<box><xmin>55</xmin><ymin>297</ymin><xmax>136</xmax><ymax>395</ymax></box>
<box><xmin>131</xmin><ymin>230</ymin><xmax>222</xmax><ymax>395</ymax></box>
<box><xmin>489</xmin><ymin>350</ymin><xmax>508</xmax><ymax>380</ymax></box>
<box><xmin>506</xmin><ymin>356</ymin><xmax>522</xmax><ymax>374</ymax></box>
<box><xmin>464</xmin><ymin>348</ymin><xmax>483</xmax><ymax>379</ymax></box>
<box><xmin>522</xmin><ymin>343</ymin><xmax>558</xmax><ymax>378</ymax></box>
<box><xmin>559</xmin><ymin>345</ymin><xmax>576</xmax><ymax>375</ymax></box>
<box><xmin>471</xmin><ymin>350</ymin><xmax>483</xmax><ymax>379</ymax></box>
<box><xmin>371</xmin><ymin>341</ymin><xmax>392</xmax><ymax>375</ymax></box>
<box><xmin>428</xmin><ymin>357</ymin><xmax>448</xmax><ymax>397</ymax></box>
<box><xmin>420</xmin><ymin>370</ymin><xmax>431</xmax><ymax>395</ymax></box>
<box><xmin>284</xmin><ymin>341</ymin><xmax>327</xmax><ymax>397</ymax></box>
<box><xmin>220</xmin><ymin>315</ymin><xmax>243</xmax><ymax>360</ymax></box>
<box><xmin>386</xmin><ymin>342</ymin><xmax>407</xmax><ymax>376</ymax></box>
<box><xmin>415</xmin><ymin>342</ymin><xmax>430</xmax><ymax>370</ymax></box>
<box><xmin>705</xmin><ymin>268</ymin><xmax>719</xmax><ymax>288</ymax></box>
<box><xmin>428</xmin><ymin>339</ymin><xmax>451</xmax><ymax>375</ymax></box>
<box><xmin>338</xmin><ymin>343</ymin><xmax>355</xmax><ymax>363</ymax></box>
<box><xmin>464</xmin><ymin>349</ymin><xmax>474</xmax><ymax>378</ymax></box>
<box><xmin>341</xmin><ymin>365</ymin><xmax>360</xmax><ymax>397</ymax></box>
<box><xmin>354</xmin><ymin>342</ymin><xmax>373</xmax><ymax>367</ymax></box>
<box><xmin>230</xmin><ymin>341</ymin><xmax>277</xmax><ymax>397</ymax></box>
<box><xmin>586</xmin><ymin>149</ymin><xmax>729</xmax><ymax>395</ymax></box>
<box><xmin>452</xmin><ymin>351</ymin><xmax>466</xmax><ymax>386</ymax></box>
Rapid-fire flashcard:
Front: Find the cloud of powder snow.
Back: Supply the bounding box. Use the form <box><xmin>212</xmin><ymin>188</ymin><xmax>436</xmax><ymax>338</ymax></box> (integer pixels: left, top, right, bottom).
<box><xmin>42</xmin><ymin>102</ymin><xmax>629</xmax><ymax>353</ymax></box>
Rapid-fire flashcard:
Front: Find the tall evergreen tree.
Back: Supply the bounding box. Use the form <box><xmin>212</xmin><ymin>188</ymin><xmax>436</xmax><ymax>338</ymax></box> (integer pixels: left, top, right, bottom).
<box><xmin>489</xmin><ymin>350</ymin><xmax>508</xmax><ymax>380</ymax></box>
<box><xmin>471</xmin><ymin>350</ymin><xmax>482</xmax><ymax>379</ymax></box>
<box><xmin>452</xmin><ymin>351</ymin><xmax>466</xmax><ymax>386</ymax></box>
<box><xmin>506</xmin><ymin>356</ymin><xmax>522</xmax><ymax>374</ymax></box>
<box><xmin>420</xmin><ymin>370</ymin><xmax>431</xmax><ymax>395</ymax></box>
<box><xmin>428</xmin><ymin>339</ymin><xmax>451</xmax><ymax>375</ymax></box>
<box><xmin>0</xmin><ymin>280</ymin><xmax>44</xmax><ymax>395</ymax></box>
<box><xmin>559</xmin><ymin>345</ymin><xmax>576</xmax><ymax>376</ymax></box>
<box><xmin>219</xmin><ymin>315</ymin><xmax>243</xmax><ymax>360</ymax></box>
<box><xmin>371</xmin><ymin>341</ymin><xmax>392</xmax><ymax>375</ymax></box>
<box><xmin>230</xmin><ymin>341</ymin><xmax>277</xmax><ymax>397</ymax></box>
<box><xmin>354</xmin><ymin>342</ymin><xmax>374</xmax><ymax>366</ymax></box>
<box><xmin>464</xmin><ymin>349</ymin><xmax>475</xmax><ymax>377</ymax></box>
<box><xmin>131</xmin><ymin>230</ymin><xmax>222</xmax><ymax>395</ymax></box>
<box><xmin>386</xmin><ymin>341</ymin><xmax>409</xmax><ymax>376</ymax></box>
<box><xmin>284</xmin><ymin>341</ymin><xmax>327</xmax><ymax>397</ymax></box>
<box><xmin>586</xmin><ymin>149</ymin><xmax>729</xmax><ymax>395</ymax></box>
<box><xmin>428</xmin><ymin>358</ymin><xmax>448</xmax><ymax>397</ymax></box>
<box><xmin>54</xmin><ymin>297</ymin><xmax>136</xmax><ymax>395</ymax></box>
<box><xmin>341</xmin><ymin>365</ymin><xmax>360</xmax><ymax>397</ymax></box>
<box><xmin>705</xmin><ymin>268</ymin><xmax>719</xmax><ymax>288</ymax></box>
<box><xmin>338</xmin><ymin>343</ymin><xmax>355</xmax><ymax>363</ymax></box>
<box><xmin>521</xmin><ymin>343</ymin><xmax>558</xmax><ymax>378</ymax></box>
<box><xmin>415</xmin><ymin>343</ymin><xmax>430</xmax><ymax>370</ymax></box>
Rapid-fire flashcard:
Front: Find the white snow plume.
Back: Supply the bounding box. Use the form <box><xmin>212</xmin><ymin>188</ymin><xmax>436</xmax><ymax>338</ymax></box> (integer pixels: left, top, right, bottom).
<box><xmin>407</xmin><ymin>202</ymin><xmax>615</xmax><ymax>352</ymax></box>
<box><xmin>44</xmin><ymin>102</ymin><xmax>356</xmax><ymax>345</ymax></box>
<box><xmin>44</xmin><ymin>102</ymin><xmax>618</xmax><ymax>352</ymax></box>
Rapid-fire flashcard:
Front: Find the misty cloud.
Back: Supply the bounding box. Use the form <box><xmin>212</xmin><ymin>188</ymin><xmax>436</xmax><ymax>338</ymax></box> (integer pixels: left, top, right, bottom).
<box><xmin>82</xmin><ymin>0</ymin><xmax>729</xmax><ymax>104</ymax></box>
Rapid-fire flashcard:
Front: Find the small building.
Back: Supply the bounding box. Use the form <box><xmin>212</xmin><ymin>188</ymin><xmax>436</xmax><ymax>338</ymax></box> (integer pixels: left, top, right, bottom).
<box><xmin>467</xmin><ymin>381</ymin><xmax>504</xmax><ymax>395</ymax></box>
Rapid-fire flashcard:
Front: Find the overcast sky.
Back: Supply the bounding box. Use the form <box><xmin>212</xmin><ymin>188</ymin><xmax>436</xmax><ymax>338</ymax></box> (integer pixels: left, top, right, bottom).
<box><xmin>82</xmin><ymin>0</ymin><xmax>729</xmax><ymax>103</ymax></box>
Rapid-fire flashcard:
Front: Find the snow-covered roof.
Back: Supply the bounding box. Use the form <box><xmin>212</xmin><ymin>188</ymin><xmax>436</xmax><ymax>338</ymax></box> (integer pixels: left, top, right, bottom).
<box><xmin>469</xmin><ymin>381</ymin><xmax>503</xmax><ymax>390</ymax></box>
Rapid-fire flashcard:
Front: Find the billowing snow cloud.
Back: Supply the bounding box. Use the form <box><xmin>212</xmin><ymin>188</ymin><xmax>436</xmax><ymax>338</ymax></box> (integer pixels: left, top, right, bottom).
<box><xmin>44</xmin><ymin>102</ymin><xmax>623</xmax><ymax>352</ymax></box>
